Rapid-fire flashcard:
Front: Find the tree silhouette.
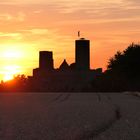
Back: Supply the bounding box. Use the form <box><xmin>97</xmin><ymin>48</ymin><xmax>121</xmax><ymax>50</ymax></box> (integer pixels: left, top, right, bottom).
<box><xmin>0</xmin><ymin>74</ymin><xmax>28</xmax><ymax>92</ymax></box>
<box><xmin>107</xmin><ymin>43</ymin><xmax>140</xmax><ymax>80</ymax></box>
<box><xmin>84</xmin><ymin>43</ymin><xmax>140</xmax><ymax>92</ymax></box>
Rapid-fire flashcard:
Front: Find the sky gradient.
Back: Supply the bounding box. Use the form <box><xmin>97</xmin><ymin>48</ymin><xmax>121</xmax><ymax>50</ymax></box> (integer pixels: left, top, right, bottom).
<box><xmin>0</xmin><ymin>0</ymin><xmax>140</xmax><ymax>80</ymax></box>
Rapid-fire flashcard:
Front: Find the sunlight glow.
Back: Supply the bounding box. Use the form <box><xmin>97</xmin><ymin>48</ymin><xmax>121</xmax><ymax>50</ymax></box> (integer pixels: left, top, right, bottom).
<box><xmin>3</xmin><ymin>50</ymin><xmax>23</xmax><ymax>58</ymax></box>
<box><xmin>4</xmin><ymin>74</ymin><xmax>14</xmax><ymax>81</ymax></box>
<box><xmin>0</xmin><ymin>43</ymin><xmax>38</xmax><ymax>81</ymax></box>
<box><xmin>3</xmin><ymin>65</ymin><xmax>21</xmax><ymax>81</ymax></box>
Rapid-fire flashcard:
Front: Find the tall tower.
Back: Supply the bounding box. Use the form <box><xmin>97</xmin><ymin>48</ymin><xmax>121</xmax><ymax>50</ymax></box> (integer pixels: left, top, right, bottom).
<box><xmin>75</xmin><ymin>38</ymin><xmax>90</xmax><ymax>71</ymax></box>
<box><xmin>39</xmin><ymin>51</ymin><xmax>54</xmax><ymax>71</ymax></box>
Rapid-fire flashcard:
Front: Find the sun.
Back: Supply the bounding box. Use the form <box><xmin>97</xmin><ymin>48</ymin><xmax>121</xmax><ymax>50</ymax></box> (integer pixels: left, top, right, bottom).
<box><xmin>4</xmin><ymin>74</ymin><xmax>14</xmax><ymax>81</ymax></box>
<box><xmin>3</xmin><ymin>65</ymin><xmax>21</xmax><ymax>82</ymax></box>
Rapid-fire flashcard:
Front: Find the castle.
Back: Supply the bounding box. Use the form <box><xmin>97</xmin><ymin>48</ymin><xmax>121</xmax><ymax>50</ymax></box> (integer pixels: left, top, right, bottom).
<box><xmin>29</xmin><ymin>37</ymin><xmax>102</xmax><ymax>91</ymax></box>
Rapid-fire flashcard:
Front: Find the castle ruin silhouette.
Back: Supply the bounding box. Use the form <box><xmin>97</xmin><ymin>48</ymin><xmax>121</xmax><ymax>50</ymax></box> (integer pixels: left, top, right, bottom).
<box><xmin>29</xmin><ymin>37</ymin><xmax>102</xmax><ymax>91</ymax></box>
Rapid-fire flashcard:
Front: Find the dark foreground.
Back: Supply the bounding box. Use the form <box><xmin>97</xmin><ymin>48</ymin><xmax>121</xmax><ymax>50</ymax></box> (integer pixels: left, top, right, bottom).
<box><xmin>0</xmin><ymin>92</ymin><xmax>140</xmax><ymax>140</ymax></box>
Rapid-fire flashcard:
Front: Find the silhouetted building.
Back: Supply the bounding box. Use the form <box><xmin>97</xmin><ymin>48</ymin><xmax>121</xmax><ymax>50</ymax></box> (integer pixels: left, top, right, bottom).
<box><xmin>39</xmin><ymin>51</ymin><xmax>54</xmax><ymax>71</ymax></box>
<box><xmin>70</xmin><ymin>63</ymin><xmax>76</xmax><ymax>70</ymax></box>
<box><xmin>75</xmin><ymin>38</ymin><xmax>90</xmax><ymax>71</ymax></box>
<box><xmin>30</xmin><ymin>37</ymin><xmax>102</xmax><ymax>92</ymax></box>
<box><xmin>59</xmin><ymin>59</ymin><xmax>69</xmax><ymax>71</ymax></box>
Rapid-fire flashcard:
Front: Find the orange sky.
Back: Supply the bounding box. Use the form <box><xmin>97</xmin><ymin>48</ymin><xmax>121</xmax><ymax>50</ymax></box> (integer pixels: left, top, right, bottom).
<box><xmin>0</xmin><ymin>0</ymin><xmax>140</xmax><ymax>80</ymax></box>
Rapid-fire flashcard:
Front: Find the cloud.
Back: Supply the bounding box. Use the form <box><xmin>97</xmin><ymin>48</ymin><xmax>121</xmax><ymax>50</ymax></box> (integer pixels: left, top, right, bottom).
<box><xmin>0</xmin><ymin>12</ymin><xmax>26</xmax><ymax>22</ymax></box>
<box><xmin>17</xmin><ymin>12</ymin><xmax>26</xmax><ymax>21</ymax></box>
<box><xmin>0</xmin><ymin>28</ymin><xmax>60</xmax><ymax>43</ymax></box>
<box><xmin>20</xmin><ymin>28</ymin><xmax>72</xmax><ymax>42</ymax></box>
<box><xmin>0</xmin><ymin>0</ymin><xmax>140</xmax><ymax>20</ymax></box>
<box><xmin>0</xmin><ymin>0</ymin><xmax>19</xmax><ymax>5</ymax></box>
<box><xmin>26</xmin><ymin>0</ymin><xmax>140</xmax><ymax>22</ymax></box>
<box><xmin>0</xmin><ymin>32</ymin><xmax>22</xmax><ymax>40</ymax></box>
<box><xmin>33</xmin><ymin>10</ymin><xmax>42</xmax><ymax>14</ymax></box>
<box><xmin>22</xmin><ymin>29</ymin><xmax>49</xmax><ymax>35</ymax></box>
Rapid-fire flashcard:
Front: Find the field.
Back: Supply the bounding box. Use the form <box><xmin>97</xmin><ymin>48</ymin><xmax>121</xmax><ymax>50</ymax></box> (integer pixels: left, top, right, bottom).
<box><xmin>0</xmin><ymin>92</ymin><xmax>140</xmax><ymax>140</ymax></box>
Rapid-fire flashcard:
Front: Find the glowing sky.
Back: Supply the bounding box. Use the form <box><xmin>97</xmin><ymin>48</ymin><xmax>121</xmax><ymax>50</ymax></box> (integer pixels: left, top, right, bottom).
<box><xmin>0</xmin><ymin>0</ymin><xmax>140</xmax><ymax>80</ymax></box>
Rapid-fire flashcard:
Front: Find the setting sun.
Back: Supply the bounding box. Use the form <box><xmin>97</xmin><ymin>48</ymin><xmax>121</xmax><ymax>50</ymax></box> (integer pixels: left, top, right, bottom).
<box><xmin>3</xmin><ymin>65</ymin><xmax>21</xmax><ymax>81</ymax></box>
<box><xmin>0</xmin><ymin>43</ymin><xmax>37</xmax><ymax>81</ymax></box>
<box><xmin>4</xmin><ymin>74</ymin><xmax>14</xmax><ymax>81</ymax></box>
